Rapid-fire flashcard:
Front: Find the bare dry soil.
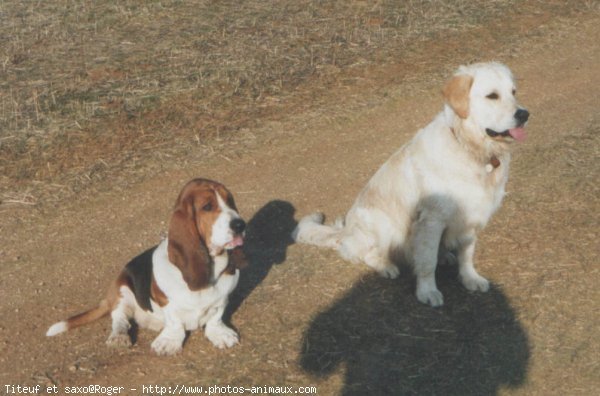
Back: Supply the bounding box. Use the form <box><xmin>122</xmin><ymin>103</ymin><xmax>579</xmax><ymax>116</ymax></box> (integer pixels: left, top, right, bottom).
<box><xmin>1</xmin><ymin>7</ymin><xmax>599</xmax><ymax>396</ymax></box>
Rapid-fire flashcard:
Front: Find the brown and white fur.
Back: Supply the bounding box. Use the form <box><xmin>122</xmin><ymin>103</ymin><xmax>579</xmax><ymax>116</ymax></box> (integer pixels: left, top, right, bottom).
<box><xmin>46</xmin><ymin>178</ymin><xmax>248</xmax><ymax>355</ymax></box>
<box><xmin>293</xmin><ymin>62</ymin><xmax>529</xmax><ymax>307</ymax></box>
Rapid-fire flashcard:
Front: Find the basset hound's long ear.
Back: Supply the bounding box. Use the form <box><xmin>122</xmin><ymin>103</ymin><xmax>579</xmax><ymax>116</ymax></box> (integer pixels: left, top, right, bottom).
<box><xmin>442</xmin><ymin>74</ymin><xmax>473</xmax><ymax>119</ymax></box>
<box><xmin>167</xmin><ymin>194</ymin><xmax>211</xmax><ymax>290</ymax></box>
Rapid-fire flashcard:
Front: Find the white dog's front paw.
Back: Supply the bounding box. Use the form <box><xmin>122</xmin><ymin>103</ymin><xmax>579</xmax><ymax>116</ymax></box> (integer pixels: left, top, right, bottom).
<box><xmin>106</xmin><ymin>333</ymin><xmax>132</xmax><ymax>348</ymax></box>
<box><xmin>460</xmin><ymin>272</ymin><xmax>490</xmax><ymax>292</ymax></box>
<box><xmin>416</xmin><ymin>281</ymin><xmax>444</xmax><ymax>307</ymax></box>
<box><xmin>151</xmin><ymin>336</ymin><xmax>183</xmax><ymax>356</ymax></box>
<box><xmin>205</xmin><ymin>324</ymin><xmax>239</xmax><ymax>349</ymax></box>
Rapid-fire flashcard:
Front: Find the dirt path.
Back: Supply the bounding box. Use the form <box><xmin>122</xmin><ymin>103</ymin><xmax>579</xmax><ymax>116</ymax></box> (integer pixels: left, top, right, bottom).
<box><xmin>1</xmin><ymin>14</ymin><xmax>599</xmax><ymax>396</ymax></box>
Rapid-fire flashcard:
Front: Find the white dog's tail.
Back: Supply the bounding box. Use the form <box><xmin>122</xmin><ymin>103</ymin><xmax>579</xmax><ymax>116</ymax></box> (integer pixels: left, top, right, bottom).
<box><xmin>292</xmin><ymin>212</ymin><xmax>344</xmax><ymax>249</ymax></box>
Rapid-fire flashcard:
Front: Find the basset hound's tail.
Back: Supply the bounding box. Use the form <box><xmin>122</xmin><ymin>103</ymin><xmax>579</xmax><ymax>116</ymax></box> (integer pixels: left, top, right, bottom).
<box><xmin>292</xmin><ymin>212</ymin><xmax>344</xmax><ymax>249</ymax></box>
<box><xmin>46</xmin><ymin>299</ymin><xmax>111</xmax><ymax>336</ymax></box>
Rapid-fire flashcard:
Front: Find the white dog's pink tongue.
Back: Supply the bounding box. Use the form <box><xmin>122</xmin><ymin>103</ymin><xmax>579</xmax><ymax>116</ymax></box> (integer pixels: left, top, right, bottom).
<box><xmin>508</xmin><ymin>127</ymin><xmax>527</xmax><ymax>142</ymax></box>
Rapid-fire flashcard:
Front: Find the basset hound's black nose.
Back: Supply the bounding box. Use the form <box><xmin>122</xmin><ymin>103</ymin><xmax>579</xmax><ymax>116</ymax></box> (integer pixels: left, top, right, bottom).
<box><xmin>230</xmin><ymin>218</ymin><xmax>246</xmax><ymax>234</ymax></box>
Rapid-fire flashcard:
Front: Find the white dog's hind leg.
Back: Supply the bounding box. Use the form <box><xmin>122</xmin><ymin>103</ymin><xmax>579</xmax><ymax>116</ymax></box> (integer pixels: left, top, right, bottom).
<box><xmin>337</xmin><ymin>224</ymin><xmax>399</xmax><ymax>278</ymax></box>
<box><xmin>364</xmin><ymin>248</ymin><xmax>400</xmax><ymax>279</ymax></box>
<box><xmin>457</xmin><ymin>236</ymin><xmax>490</xmax><ymax>292</ymax></box>
<box><xmin>411</xmin><ymin>215</ymin><xmax>445</xmax><ymax>307</ymax></box>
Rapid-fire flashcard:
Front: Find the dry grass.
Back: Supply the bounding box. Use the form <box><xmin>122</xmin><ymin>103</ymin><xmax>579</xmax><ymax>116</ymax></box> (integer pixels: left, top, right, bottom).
<box><xmin>0</xmin><ymin>0</ymin><xmax>595</xmax><ymax>207</ymax></box>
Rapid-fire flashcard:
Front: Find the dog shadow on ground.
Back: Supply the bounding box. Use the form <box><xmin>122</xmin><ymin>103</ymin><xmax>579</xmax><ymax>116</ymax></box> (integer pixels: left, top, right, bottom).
<box><xmin>299</xmin><ymin>263</ymin><xmax>530</xmax><ymax>396</ymax></box>
<box><xmin>224</xmin><ymin>200</ymin><xmax>297</xmax><ymax>323</ymax></box>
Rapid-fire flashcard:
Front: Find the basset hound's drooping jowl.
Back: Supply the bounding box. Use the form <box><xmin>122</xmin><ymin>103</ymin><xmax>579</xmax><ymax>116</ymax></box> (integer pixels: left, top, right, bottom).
<box><xmin>46</xmin><ymin>178</ymin><xmax>248</xmax><ymax>355</ymax></box>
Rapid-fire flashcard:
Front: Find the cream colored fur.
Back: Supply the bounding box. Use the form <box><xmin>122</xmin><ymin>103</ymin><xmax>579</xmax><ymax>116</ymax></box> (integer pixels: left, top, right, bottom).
<box><xmin>293</xmin><ymin>62</ymin><xmax>528</xmax><ymax>306</ymax></box>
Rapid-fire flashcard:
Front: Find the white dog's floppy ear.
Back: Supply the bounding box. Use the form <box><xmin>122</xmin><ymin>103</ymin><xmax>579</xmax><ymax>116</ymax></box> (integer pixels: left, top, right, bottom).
<box><xmin>442</xmin><ymin>74</ymin><xmax>473</xmax><ymax>119</ymax></box>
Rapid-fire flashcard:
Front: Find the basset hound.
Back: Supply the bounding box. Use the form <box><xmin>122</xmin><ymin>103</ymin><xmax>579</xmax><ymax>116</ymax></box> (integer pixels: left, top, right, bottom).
<box><xmin>46</xmin><ymin>178</ymin><xmax>248</xmax><ymax>355</ymax></box>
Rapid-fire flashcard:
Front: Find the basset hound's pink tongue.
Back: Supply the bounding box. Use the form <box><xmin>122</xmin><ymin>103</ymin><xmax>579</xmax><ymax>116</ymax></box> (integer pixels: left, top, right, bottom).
<box><xmin>231</xmin><ymin>235</ymin><xmax>244</xmax><ymax>248</ymax></box>
<box><xmin>508</xmin><ymin>127</ymin><xmax>527</xmax><ymax>142</ymax></box>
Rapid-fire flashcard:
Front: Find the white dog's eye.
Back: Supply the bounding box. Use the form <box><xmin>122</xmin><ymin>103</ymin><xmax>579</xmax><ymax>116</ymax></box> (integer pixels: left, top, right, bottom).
<box><xmin>486</xmin><ymin>92</ymin><xmax>499</xmax><ymax>100</ymax></box>
<box><xmin>512</xmin><ymin>89</ymin><xmax>516</xmax><ymax>96</ymax></box>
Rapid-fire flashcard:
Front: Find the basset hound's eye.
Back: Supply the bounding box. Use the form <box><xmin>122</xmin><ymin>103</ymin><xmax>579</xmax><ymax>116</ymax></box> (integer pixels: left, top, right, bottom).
<box><xmin>486</xmin><ymin>92</ymin><xmax>499</xmax><ymax>100</ymax></box>
<box><xmin>512</xmin><ymin>89</ymin><xmax>516</xmax><ymax>96</ymax></box>
<box><xmin>202</xmin><ymin>202</ymin><xmax>213</xmax><ymax>211</ymax></box>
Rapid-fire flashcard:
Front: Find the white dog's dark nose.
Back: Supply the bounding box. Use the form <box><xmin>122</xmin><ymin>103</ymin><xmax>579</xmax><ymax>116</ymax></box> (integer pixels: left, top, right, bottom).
<box><xmin>515</xmin><ymin>109</ymin><xmax>530</xmax><ymax>125</ymax></box>
<box><xmin>230</xmin><ymin>218</ymin><xmax>246</xmax><ymax>234</ymax></box>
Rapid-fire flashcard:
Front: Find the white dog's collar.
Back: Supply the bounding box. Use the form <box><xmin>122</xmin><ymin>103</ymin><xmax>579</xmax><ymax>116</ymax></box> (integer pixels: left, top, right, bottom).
<box><xmin>450</xmin><ymin>127</ymin><xmax>501</xmax><ymax>172</ymax></box>
<box><xmin>486</xmin><ymin>156</ymin><xmax>501</xmax><ymax>173</ymax></box>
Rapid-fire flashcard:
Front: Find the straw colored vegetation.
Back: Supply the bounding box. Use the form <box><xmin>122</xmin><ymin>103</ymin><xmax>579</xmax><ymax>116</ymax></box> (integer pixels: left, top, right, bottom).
<box><xmin>2</xmin><ymin>0</ymin><xmax>591</xmax><ymax>206</ymax></box>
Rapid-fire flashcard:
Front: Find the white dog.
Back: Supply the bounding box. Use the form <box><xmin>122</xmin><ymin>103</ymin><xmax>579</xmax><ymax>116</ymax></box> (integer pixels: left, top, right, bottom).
<box><xmin>293</xmin><ymin>62</ymin><xmax>529</xmax><ymax>306</ymax></box>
